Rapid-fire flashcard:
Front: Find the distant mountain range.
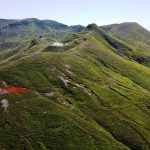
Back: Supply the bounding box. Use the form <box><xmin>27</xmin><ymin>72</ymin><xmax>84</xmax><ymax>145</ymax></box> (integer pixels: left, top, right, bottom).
<box><xmin>0</xmin><ymin>18</ymin><xmax>150</xmax><ymax>53</ymax></box>
<box><xmin>0</xmin><ymin>18</ymin><xmax>84</xmax><ymax>50</ymax></box>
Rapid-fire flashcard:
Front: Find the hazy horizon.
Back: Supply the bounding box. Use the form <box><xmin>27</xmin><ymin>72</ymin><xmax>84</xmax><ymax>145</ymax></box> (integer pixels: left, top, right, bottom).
<box><xmin>0</xmin><ymin>0</ymin><xmax>150</xmax><ymax>30</ymax></box>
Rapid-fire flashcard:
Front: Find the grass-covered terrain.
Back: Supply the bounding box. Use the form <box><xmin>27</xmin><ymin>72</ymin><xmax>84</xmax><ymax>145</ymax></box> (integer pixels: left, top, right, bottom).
<box><xmin>101</xmin><ymin>22</ymin><xmax>150</xmax><ymax>66</ymax></box>
<box><xmin>0</xmin><ymin>18</ymin><xmax>84</xmax><ymax>51</ymax></box>
<box><xmin>0</xmin><ymin>25</ymin><xmax>150</xmax><ymax>150</ymax></box>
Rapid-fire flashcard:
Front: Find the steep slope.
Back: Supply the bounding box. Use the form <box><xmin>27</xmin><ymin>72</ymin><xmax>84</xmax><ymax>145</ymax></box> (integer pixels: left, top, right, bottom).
<box><xmin>101</xmin><ymin>22</ymin><xmax>150</xmax><ymax>50</ymax></box>
<box><xmin>0</xmin><ymin>18</ymin><xmax>84</xmax><ymax>51</ymax></box>
<box><xmin>101</xmin><ymin>22</ymin><xmax>150</xmax><ymax>66</ymax></box>
<box><xmin>0</xmin><ymin>25</ymin><xmax>150</xmax><ymax>150</ymax></box>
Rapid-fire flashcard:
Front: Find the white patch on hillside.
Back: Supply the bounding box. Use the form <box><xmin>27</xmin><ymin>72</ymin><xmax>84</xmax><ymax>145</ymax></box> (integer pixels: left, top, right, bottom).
<box><xmin>50</xmin><ymin>42</ymin><xmax>64</xmax><ymax>47</ymax></box>
<box><xmin>64</xmin><ymin>64</ymin><xmax>75</xmax><ymax>76</ymax></box>
<box><xmin>1</xmin><ymin>99</ymin><xmax>9</xmax><ymax>112</ymax></box>
<box><xmin>44</xmin><ymin>92</ymin><xmax>54</xmax><ymax>97</ymax></box>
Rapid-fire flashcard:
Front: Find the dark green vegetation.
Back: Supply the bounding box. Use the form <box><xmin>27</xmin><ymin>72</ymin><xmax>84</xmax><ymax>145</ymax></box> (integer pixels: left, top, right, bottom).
<box><xmin>0</xmin><ymin>18</ymin><xmax>84</xmax><ymax>51</ymax></box>
<box><xmin>0</xmin><ymin>22</ymin><xmax>150</xmax><ymax>150</ymax></box>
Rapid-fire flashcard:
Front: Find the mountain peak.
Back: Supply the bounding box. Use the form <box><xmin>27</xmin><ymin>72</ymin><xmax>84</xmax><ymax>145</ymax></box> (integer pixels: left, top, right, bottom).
<box><xmin>86</xmin><ymin>23</ymin><xmax>99</xmax><ymax>30</ymax></box>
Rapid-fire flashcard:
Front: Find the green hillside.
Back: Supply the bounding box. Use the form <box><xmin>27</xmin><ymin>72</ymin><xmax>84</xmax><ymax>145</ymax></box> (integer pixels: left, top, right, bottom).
<box><xmin>0</xmin><ymin>18</ymin><xmax>84</xmax><ymax>51</ymax></box>
<box><xmin>101</xmin><ymin>22</ymin><xmax>150</xmax><ymax>66</ymax></box>
<box><xmin>0</xmin><ymin>24</ymin><xmax>150</xmax><ymax>150</ymax></box>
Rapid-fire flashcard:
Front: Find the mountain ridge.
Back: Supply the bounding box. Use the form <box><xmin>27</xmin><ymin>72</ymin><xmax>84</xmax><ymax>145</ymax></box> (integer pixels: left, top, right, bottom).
<box><xmin>101</xmin><ymin>22</ymin><xmax>150</xmax><ymax>51</ymax></box>
<box><xmin>0</xmin><ymin>21</ymin><xmax>150</xmax><ymax>150</ymax></box>
<box><xmin>1</xmin><ymin>18</ymin><xmax>150</xmax><ymax>53</ymax></box>
<box><xmin>0</xmin><ymin>25</ymin><xmax>150</xmax><ymax>149</ymax></box>
<box><xmin>0</xmin><ymin>18</ymin><xmax>84</xmax><ymax>51</ymax></box>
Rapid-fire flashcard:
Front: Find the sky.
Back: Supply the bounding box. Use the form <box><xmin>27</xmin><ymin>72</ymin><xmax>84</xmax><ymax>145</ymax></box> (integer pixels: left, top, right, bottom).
<box><xmin>0</xmin><ymin>0</ymin><xmax>150</xmax><ymax>30</ymax></box>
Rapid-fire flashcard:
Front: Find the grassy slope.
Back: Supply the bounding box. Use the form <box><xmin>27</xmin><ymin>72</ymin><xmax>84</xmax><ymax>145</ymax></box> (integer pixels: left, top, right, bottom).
<box><xmin>101</xmin><ymin>23</ymin><xmax>150</xmax><ymax>66</ymax></box>
<box><xmin>0</xmin><ymin>29</ymin><xmax>150</xmax><ymax>150</ymax></box>
<box><xmin>101</xmin><ymin>22</ymin><xmax>150</xmax><ymax>51</ymax></box>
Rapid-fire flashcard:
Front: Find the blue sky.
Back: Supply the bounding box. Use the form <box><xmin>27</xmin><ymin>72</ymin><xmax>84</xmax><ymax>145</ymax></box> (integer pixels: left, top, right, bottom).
<box><xmin>0</xmin><ymin>0</ymin><xmax>150</xmax><ymax>30</ymax></box>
